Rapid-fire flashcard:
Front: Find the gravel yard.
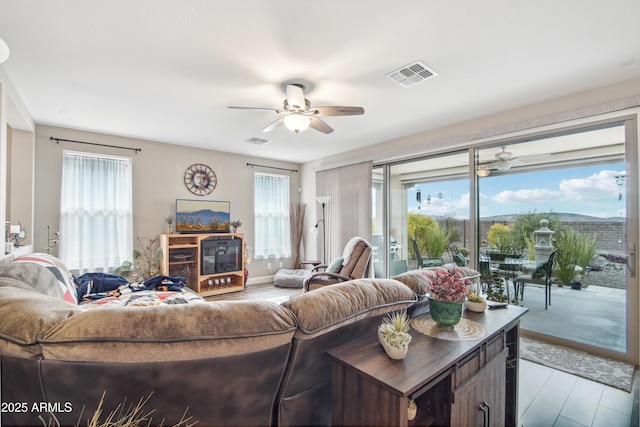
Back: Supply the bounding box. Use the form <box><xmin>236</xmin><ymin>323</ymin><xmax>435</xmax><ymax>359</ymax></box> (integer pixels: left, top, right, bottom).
<box><xmin>579</xmin><ymin>255</ymin><xmax>627</xmax><ymax>290</ymax></box>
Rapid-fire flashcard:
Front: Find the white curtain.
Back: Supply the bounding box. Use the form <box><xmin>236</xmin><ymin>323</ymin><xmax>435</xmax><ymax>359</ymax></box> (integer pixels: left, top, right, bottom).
<box><xmin>59</xmin><ymin>151</ymin><xmax>133</xmax><ymax>273</ymax></box>
<box><xmin>254</xmin><ymin>172</ymin><xmax>291</xmax><ymax>259</ymax></box>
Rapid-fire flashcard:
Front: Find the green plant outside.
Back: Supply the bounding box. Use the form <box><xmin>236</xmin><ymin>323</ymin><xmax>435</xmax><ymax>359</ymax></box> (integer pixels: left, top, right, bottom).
<box><xmin>487</xmin><ymin>223</ymin><xmax>516</xmax><ymax>252</ymax></box>
<box><xmin>510</xmin><ymin>212</ymin><xmax>565</xmax><ymax>249</ymax></box>
<box><xmin>524</xmin><ymin>234</ymin><xmax>536</xmax><ymax>260</ymax></box>
<box><xmin>554</xmin><ymin>228</ymin><xmax>597</xmax><ymax>285</ymax></box>
<box><xmin>408</xmin><ymin>212</ymin><xmax>449</xmax><ymax>259</ymax></box>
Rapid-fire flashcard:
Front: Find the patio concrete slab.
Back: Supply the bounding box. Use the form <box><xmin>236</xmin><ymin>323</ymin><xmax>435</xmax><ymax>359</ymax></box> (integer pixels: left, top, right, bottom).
<box><xmin>515</xmin><ymin>284</ymin><xmax>627</xmax><ymax>353</ymax></box>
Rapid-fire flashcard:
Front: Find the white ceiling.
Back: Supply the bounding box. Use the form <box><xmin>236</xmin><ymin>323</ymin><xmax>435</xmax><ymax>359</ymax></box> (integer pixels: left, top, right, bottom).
<box><xmin>1</xmin><ymin>0</ymin><xmax>639</xmax><ymax>164</ymax></box>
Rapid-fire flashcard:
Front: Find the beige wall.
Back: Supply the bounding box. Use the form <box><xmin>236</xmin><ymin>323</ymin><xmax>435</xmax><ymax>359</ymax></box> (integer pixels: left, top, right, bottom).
<box><xmin>8</xmin><ymin>127</ymin><xmax>34</xmax><ymax>246</ymax></box>
<box><xmin>34</xmin><ymin>125</ymin><xmax>302</xmax><ymax>280</ymax></box>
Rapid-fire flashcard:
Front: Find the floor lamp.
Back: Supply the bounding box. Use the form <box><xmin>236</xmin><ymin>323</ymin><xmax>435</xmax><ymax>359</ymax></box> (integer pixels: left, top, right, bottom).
<box><xmin>312</xmin><ymin>196</ymin><xmax>331</xmax><ymax>264</ymax></box>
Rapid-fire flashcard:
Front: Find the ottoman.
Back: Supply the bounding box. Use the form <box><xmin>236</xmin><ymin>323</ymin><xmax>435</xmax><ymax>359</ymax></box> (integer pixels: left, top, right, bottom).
<box><xmin>274</xmin><ymin>268</ymin><xmax>309</xmax><ymax>288</ymax></box>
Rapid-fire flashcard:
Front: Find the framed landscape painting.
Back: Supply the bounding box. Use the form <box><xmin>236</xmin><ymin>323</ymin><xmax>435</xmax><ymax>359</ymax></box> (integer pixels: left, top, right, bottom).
<box><xmin>175</xmin><ymin>199</ymin><xmax>230</xmax><ymax>233</ymax></box>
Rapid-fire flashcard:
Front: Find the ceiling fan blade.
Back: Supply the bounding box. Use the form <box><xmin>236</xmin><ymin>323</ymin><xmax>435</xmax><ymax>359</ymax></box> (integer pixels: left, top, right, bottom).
<box><xmin>286</xmin><ymin>84</ymin><xmax>306</xmax><ymax>110</ymax></box>
<box><xmin>312</xmin><ymin>106</ymin><xmax>365</xmax><ymax>116</ymax></box>
<box><xmin>228</xmin><ymin>106</ymin><xmax>279</xmax><ymax>112</ymax></box>
<box><xmin>262</xmin><ymin>118</ymin><xmax>284</xmax><ymax>132</ymax></box>
<box><xmin>515</xmin><ymin>153</ymin><xmax>552</xmax><ymax>162</ymax></box>
<box><xmin>309</xmin><ymin>117</ymin><xmax>334</xmax><ymax>134</ymax></box>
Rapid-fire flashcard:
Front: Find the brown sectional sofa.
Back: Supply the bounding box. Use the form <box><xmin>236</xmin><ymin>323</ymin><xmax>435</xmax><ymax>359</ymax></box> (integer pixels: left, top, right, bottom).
<box><xmin>0</xmin><ymin>260</ymin><xmax>417</xmax><ymax>426</ymax></box>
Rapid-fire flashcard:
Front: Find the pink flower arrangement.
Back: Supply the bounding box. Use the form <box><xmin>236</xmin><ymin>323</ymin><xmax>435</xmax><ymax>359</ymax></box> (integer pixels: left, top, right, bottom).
<box><xmin>425</xmin><ymin>268</ymin><xmax>471</xmax><ymax>302</ymax></box>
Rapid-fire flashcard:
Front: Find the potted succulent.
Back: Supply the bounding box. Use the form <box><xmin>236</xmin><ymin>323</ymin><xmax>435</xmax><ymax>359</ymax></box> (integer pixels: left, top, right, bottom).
<box><xmin>230</xmin><ymin>220</ymin><xmax>242</xmax><ymax>232</ymax></box>
<box><xmin>378</xmin><ymin>311</ymin><xmax>412</xmax><ymax>360</ymax></box>
<box><xmin>425</xmin><ymin>268</ymin><xmax>471</xmax><ymax>327</ymax></box>
<box><xmin>464</xmin><ymin>290</ymin><xmax>487</xmax><ymax>312</ymax></box>
<box><xmin>165</xmin><ymin>215</ymin><xmax>174</xmax><ymax>234</ymax></box>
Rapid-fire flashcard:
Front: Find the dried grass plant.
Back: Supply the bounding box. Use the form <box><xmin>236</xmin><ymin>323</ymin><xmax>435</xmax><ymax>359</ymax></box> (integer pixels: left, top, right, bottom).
<box><xmin>40</xmin><ymin>392</ymin><xmax>197</xmax><ymax>427</ymax></box>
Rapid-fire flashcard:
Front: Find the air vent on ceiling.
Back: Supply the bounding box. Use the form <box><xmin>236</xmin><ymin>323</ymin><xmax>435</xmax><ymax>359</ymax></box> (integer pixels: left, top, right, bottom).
<box><xmin>387</xmin><ymin>61</ymin><xmax>437</xmax><ymax>87</ymax></box>
<box><xmin>246</xmin><ymin>137</ymin><xmax>270</xmax><ymax>145</ymax></box>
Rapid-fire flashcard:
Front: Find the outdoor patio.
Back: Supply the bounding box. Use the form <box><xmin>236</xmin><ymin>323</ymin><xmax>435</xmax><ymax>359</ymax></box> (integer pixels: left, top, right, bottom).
<box><xmin>510</xmin><ymin>282</ymin><xmax>627</xmax><ymax>354</ymax></box>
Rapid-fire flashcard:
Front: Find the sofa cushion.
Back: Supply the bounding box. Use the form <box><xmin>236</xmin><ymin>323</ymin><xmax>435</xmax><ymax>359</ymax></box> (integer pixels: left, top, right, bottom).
<box><xmin>282</xmin><ymin>278</ymin><xmax>416</xmax><ymax>337</ymax></box>
<box><xmin>0</xmin><ymin>263</ymin><xmax>81</xmax><ymax>357</ymax></box>
<box><xmin>40</xmin><ymin>300</ymin><xmax>297</xmax><ymax>362</ymax></box>
<box><xmin>393</xmin><ymin>266</ymin><xmax>481</xmax><ymax>296</ymax></box>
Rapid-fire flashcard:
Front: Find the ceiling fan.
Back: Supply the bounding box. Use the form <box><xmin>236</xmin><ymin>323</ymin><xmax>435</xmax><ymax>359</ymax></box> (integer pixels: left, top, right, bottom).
<box><xmin>228</xmin><ymin>83</ymin><xmax>364</xmax><ymax>134</ymax></box>
<box><xmin>483</xmin><ymin>147</ymin><xmax>550</xmax><ymax>172</ymax></box>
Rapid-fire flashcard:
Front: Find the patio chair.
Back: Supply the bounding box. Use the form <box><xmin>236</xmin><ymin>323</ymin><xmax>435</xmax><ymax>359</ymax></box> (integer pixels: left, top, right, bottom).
<box><xmin>478</xmin><ymin>252</ymin><xmax>492</xmax><ymax>293</ymax></box>
<box><xmin>447</xmin><ymin>244</ymin><xmax>468</xmax><ymax>267</ymax></box>
<box><xmin>514</xmin><ymin>251</ymin><xmax>560</xmax><ymax>309</ymax></box>
<box><xmin>303</xmin><ymin>237</ymin><xmax>372</xmax><ymax>291</ymax></box>
<box><xmin>411</xmin><ymin>239</ymin><xmax>444</xmax><ymax>269</ymax></box>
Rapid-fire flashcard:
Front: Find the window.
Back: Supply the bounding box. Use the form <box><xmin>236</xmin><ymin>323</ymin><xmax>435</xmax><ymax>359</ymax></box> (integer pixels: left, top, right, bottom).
<box><xmin>254</xmin><ymin>172</ymin><xmax>291</xmax><ymax>259</ymax></box>
<box><xmin>59</xmin><ymin>151</ymin><xmax>133</xmax><ymax>273</ymax></box>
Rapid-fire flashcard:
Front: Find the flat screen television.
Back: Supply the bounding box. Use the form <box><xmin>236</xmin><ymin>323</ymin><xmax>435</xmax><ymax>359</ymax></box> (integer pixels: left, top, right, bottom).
<box><xmin>175</xmin><ymin>199</ymin><xmax>230</xmax><ymax>233</ymax></box>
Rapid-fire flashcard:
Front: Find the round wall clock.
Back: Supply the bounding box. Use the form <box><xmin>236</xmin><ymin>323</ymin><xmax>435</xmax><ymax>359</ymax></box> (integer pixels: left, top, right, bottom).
<box><xmin>184</xmin><ymin>163</ymin><xmax>217</xmax><ymax>196</ymax></box>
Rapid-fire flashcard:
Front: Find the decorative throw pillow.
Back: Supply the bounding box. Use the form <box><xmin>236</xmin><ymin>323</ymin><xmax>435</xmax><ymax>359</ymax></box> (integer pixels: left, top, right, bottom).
<box><xmin>12</xmin><ymin>253</ymin><xmax>78</xmax><ymax>304</ymax></box>
<box><xmin>326</xmin><ymin>257</ymin><xmax>344</xmax><ymax>274</ymax></box>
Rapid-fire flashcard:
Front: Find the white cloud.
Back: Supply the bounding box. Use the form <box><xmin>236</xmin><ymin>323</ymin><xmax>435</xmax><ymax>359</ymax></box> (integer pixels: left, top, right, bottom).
<box><xmin>559</xmin><ymin>169</ymin><xmax>625</xmax><ymax>201</ymax></box>
<box><xmin>492</xmin><ymin>188</ymin><xmax>560</xmax><ymax>205</ymax></box>
<box><xmin>490</xmin><ymin>169</ymin><xmax>625</xmax><ymax>206</ymax></box>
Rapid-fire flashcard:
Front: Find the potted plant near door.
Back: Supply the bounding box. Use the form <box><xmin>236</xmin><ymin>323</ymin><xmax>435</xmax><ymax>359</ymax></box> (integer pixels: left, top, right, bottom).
<box><xmin>425</xmin><ymin>268</ymin><xmax>471</xmax><ymax>328</ymax></box>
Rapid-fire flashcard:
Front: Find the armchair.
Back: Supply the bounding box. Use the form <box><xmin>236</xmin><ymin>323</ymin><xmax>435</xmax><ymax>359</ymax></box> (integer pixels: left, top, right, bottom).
<box><xmin>303</xmin><ymin>237</ymin><xmax>372</xmax><ymax>291</ymax></box>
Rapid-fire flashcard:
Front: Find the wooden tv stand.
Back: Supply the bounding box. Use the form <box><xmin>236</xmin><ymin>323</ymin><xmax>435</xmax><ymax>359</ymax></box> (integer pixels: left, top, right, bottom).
<box><xmin>160</xmin><ymin>233</ymin><xmax>245</xmax><ymax>296</ymax></box>
<box><xmin>327</xmin><ymin>306</ymin><xmax>528</xmax><ymax>426</ymax></box>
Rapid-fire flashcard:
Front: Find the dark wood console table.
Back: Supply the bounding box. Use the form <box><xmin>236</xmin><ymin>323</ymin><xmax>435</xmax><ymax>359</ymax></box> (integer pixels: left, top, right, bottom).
<box><xmin>327</xmin><ymin>306</ymin><xmax>528</xmax><ymax>426</ymax></box>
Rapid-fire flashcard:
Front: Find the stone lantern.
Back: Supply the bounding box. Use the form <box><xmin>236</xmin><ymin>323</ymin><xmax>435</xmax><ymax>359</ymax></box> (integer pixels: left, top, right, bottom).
<box><xmin>533</xmin><ymin>219</ymin><xmax>554</xmax><ymax>265</ymax></box>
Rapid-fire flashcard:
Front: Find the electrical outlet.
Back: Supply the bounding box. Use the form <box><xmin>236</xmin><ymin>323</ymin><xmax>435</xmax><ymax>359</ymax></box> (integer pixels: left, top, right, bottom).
<box><xmin>267</xmin><ymin>262</ymin><xmax>272</xmax><ymax>270</ymax></box>
<box><xmin>279</xmin><ymin>261</ymin><xmax>283</xmax><ymax>268</ymax></box>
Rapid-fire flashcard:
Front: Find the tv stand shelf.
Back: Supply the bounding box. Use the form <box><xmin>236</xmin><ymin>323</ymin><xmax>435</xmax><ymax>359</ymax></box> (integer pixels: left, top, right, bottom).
<box><xmin>160</xmin><ymin>233</ymin><xmax>245</xmax><ymax>296</ymax></box>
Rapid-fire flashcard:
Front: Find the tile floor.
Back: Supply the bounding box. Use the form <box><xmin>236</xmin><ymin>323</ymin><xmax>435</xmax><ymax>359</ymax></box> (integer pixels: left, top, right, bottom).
<box><xmin>519</xmin><ymin>359</ymin><xmax>635</xmax><ymax>427</ymax></box>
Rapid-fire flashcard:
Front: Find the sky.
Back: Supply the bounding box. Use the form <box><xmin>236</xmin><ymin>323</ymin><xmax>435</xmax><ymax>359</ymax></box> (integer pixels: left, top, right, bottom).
<box><xmin>406</xmin><ymin>163</ymin><xmax>627</xmax><ymax>219</ymax></box>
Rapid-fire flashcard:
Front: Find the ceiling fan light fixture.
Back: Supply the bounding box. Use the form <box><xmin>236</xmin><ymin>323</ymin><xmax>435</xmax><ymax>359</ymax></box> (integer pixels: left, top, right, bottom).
<box><xmin>0</xmin><ymin>38</ymin><xmax>10</xmax><ymax>64</ymax></box>
<box><xmin>284</xmin><ymin>113</ymin><xmax>310</xmax><ymax>133</ymax></box>
<box><xmin>477</xmin><ymin>165</ymin><xmax>491</xmax><ymax>177</ymax></box>
<box><xmin>495</xmin><ymin>160</ymin><xmax>511</xmax><ymax>172</ymax></box>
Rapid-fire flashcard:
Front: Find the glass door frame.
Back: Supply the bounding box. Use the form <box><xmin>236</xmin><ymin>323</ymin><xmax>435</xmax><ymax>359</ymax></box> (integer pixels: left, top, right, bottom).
<box><xmin>374</xmin><ymin>114</ymin><xmax>639</xmax><ymax>364</ymax></box>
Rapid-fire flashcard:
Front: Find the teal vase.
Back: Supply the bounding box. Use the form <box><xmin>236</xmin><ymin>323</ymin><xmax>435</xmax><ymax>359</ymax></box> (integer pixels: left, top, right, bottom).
<box><xmin>428</xmin><ymin>298</ymin><xmax>463</xmax><ymax>328</ymax></box>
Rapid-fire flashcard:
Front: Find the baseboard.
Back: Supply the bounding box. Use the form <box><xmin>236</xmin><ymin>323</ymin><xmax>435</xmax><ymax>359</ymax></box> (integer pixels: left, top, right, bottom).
<box><xmin>246</xmin><ymin>275</ymin><xmax>275</xmax><ymax>286</ymax></box>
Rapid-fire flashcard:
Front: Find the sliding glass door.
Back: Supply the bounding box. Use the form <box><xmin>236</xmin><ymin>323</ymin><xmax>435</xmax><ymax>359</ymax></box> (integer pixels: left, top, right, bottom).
<box><xmin>373</xmin><ymin>118</ymin><xmax>638</xmax><ymax>362</ymax></box>
<box><xmin>372</xmin><ymin>151</ymin><xmax>470</xmax><ymax>278</ymax></box>
<box><xmin>475</xmin><ymin>121</ymin><xmax>636</xmax><ymax>360</ymax></box>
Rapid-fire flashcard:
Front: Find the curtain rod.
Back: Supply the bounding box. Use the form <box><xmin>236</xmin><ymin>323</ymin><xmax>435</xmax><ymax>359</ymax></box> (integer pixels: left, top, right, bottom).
<box><xmin>246</xmin><ymin>162</ymin><xmax>298</xmax><ymax>173</ymax></box>
<box><xmin>50</xmin><ymin>137</ymin><xmax>142</xmax><ymax>153</ymax></box>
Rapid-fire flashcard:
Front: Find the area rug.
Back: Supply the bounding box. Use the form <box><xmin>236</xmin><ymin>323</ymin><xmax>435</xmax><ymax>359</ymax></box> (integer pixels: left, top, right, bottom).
<box><xmin>520</xmin><ymin>336</ymin><xmax>635</xmax><ymax>393</ymax></box>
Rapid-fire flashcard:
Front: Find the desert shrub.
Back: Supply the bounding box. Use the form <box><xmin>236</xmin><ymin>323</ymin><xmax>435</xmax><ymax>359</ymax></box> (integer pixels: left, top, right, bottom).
<box><xmin>604</xmin><ymin>253</ymin><xmax>627</xmax><ymax>264</ymax></box>
<box><xmin>408</xmin><ymin>212</ymin><xmax>448</xmax><ymax>258</ymax></box>
<box><xmin>574</xmin><ymin>233</ymin><xmax>597</xmax><ymax>269</ymax></box>
<box><xmin>510</xmin><ymin>211</ymin><xmax>565</xmax><ymax>249</ymax></box>
<box><xmin>487</xmin><ymin>223</ymin><xmax>515</xmax><ymax>252</ymax></box>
